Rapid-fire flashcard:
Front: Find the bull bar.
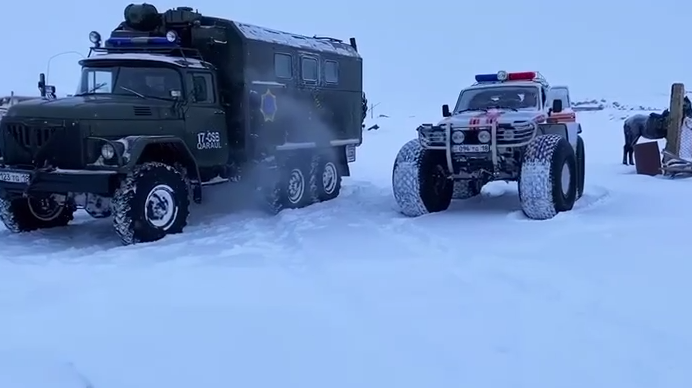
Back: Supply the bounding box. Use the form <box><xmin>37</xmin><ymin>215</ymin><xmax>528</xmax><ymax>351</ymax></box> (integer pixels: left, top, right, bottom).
<box><xmin>418</xmin><ymin>121</ymin><xmax>538</xmax><ymax>174</ymax></box>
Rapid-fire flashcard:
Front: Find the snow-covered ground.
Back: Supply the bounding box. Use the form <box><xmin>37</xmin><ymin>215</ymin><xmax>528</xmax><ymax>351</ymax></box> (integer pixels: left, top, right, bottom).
<box><xmin>1</xmin><ymin>106</ymin><xmax>692</xmax><ymax>388</ymax></box>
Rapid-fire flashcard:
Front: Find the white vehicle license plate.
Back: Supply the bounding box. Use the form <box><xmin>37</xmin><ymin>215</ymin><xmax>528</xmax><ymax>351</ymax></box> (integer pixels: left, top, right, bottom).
<box><xmin>452</xmin><ymin>144</ymin><xmax>489</xmax><ymax>153</ymax></box>
<box><xmin>0</xmin><ymin>171</ymin><xmax>30</xmax><ymax>183</ymax></box>
<box><xmin>345</xmin><ymin>144</ymin><xmax>356</xmax><ymax>162</ymax></box>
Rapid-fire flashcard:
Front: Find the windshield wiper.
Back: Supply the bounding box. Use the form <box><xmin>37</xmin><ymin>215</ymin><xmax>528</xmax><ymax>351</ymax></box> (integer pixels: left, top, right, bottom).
<box><xmin>487</xmin><ymin>105</ymin><xmax>518</xmax><ymax>111</ymax></box>
<box><xmin>456</xmin><ymin>108</ymin><xmax>488</xmax><ymax>113</ymax></box>
<box><xmin>75</xmin><ymin>82</ymin><xmax>108</xmax><ymax>96</ymax></box>
<box><xmin>118</xmin><ymin>86</ymin><xmax>146</xmax><ymax>99</ymax></box>
<box><xmin>117</xmin><ymin>86</ymin><xmax>175</xmax><ymax>102</ymax></box>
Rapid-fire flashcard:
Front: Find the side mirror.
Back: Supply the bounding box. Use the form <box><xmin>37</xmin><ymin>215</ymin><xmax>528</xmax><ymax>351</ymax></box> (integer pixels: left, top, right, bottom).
<box><xmin>442</xmin><ymin>104</ymin><xmax>451</xmax><ymax>117</ymax></box>
<box><xmin>38</xmin><ymin>73</ymin><xmax>46</xmax><ymax>97</ymax></box>
<box><xmin>552</xmin><ymin>99</ymin><xmax>563</xmax><ymax>113</ymax></box>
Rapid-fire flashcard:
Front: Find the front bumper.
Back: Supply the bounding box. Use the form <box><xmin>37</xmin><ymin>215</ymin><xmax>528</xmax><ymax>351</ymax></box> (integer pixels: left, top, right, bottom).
<box><xmin>418</xmin><ymin>122</ymin><xmax>535</xmax><ymax>178</ymax></box>
<box><xmin>0</xmin><ymin>165</ymin><xmax>118</xmax><ymax>199</ymax></box>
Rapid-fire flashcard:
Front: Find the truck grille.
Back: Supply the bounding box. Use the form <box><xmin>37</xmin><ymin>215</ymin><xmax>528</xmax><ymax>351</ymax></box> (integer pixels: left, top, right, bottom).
<box><xmin>1</xmin><ymin>120</ymin><xmax>81</xmax><ymax>168</ymax></box>
<box><xmin>7</xmin><ymin>124</ymin><xmax>57</xmax><ymax>151</ymax></box>
<box><xmin>495</xmin><ymin>124</ymin><xmax>535</xmax><ymax>145</ymax></box>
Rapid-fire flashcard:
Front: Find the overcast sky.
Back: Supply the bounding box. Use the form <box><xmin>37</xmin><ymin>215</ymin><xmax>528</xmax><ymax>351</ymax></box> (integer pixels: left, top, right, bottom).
<box><xmin>1</xmin><ymin>0</ymin><xmax>688</xmax><ymax>114</ymax></box>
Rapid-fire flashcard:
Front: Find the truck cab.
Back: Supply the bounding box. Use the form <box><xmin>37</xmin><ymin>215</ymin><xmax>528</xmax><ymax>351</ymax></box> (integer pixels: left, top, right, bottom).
<box><xmin>74</xmin><ymin>50</ymin><xmax>230</xmax><ymax>176</ymax></box>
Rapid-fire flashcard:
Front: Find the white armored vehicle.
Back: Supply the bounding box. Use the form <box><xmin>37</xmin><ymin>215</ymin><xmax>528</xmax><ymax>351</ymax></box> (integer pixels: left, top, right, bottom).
<box><xmin>392</xmin><ymin>70</ymin><xmax>585</xmax><ymax>220</ymax></box>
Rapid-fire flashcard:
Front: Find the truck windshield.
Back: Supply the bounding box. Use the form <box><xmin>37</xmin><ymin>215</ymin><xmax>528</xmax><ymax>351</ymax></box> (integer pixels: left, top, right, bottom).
<box><xmin>76</xmin><ymin>66</ymin><xmax>182</xmax><ymax>100</ymax></box>
<box><xmin>454</xmin><ymin>85</ymin><xmax>540</xmax><ymax>112</ymax></box>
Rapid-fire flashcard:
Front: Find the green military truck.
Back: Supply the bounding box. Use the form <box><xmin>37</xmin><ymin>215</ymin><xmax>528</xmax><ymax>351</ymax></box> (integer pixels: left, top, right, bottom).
<box><xmin>0</xmin><ymin>4</ymin><xmax>364</xmax><ymax>244</ymax></box>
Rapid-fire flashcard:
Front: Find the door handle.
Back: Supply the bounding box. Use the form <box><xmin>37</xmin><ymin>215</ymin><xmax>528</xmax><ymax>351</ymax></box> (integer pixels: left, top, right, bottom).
<box><xmin>214</xmin><ymin>110</ymin><xmax>225</xmax><ymax>115</ymax></box>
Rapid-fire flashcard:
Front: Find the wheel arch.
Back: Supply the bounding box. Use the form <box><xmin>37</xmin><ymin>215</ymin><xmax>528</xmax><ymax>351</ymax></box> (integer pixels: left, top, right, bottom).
<box><xmin>125</xmin><ymin>136</ymin><xmax>201</xmax><ymax>194</ymax></box>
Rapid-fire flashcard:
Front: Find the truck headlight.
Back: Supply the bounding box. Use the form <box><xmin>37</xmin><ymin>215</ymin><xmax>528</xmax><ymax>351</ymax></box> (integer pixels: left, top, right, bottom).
<box><xmin>101</xmin><ymin>143</ymin><xmax>115</xmax><ymax>159</ymax></box>
<box><xmin>478</xmin><ymin>130</ymin><xmax>491</xmax><ymax>143</ymax></box>
<box><xmin>451</xmin><ymin>130</ymin><xmax>465</xmax><ymax>143</ymax></box>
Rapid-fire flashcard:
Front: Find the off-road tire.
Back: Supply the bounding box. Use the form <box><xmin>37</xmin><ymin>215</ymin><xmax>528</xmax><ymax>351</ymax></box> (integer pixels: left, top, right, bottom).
<box><xmin>262</xmin><ymin>156</ymin><xmax>311</xmax><ymax>214</ymax></box>
<box><xmin>309</xmin><ymin>152</ymin><xmax>342</xmax><ymax>203</ymax></box>
<box><xmin>392</xmin><ymin>139</ymin><xmax>452</xmax><ymax>217</ymax></box>
<box><xmin>0</xmin><ymin>196</ymin><xmax>75</xmax><ymax>233</ymax></box>
<box><xmin>452</xmin><ymin>180</ymin><xmax>481</xmax><ymax>200</ymax></box>
<box><xmin>518</xmin><ymin>134</ymin><xmax>577</xmax><ymax>220</ymax></box>
<box><xmin>112</xmin><ymin>162</ymin><xmax>190</xmax><ymax>245</ymax></box>
<box><xmin>576</xmin><ymin>135</ymin><xmax>585</xmax><ymax>199</ymax></box>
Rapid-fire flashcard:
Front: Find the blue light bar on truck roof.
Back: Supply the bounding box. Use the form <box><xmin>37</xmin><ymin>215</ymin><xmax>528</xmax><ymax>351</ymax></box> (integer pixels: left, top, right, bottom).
<box><xmin>106</xmin><ymin>37</ymin><xmax>177</xmax><ymax>47</ymax></box>
<box><xmin>103</xmin><ymin>30</ymin><xmax>180</xmax><ymax>47</ymax></box>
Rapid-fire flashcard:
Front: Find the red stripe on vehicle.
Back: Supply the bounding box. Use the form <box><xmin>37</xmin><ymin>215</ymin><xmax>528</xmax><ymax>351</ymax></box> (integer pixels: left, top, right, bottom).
<box><xmin>485</xmin><ymin>109</ymin><xmax>502</xmax><ymax>125</ymax></box>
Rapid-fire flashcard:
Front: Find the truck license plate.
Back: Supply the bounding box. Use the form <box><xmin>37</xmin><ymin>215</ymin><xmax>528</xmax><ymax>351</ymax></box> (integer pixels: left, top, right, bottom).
<box><xmin>345</xmin><ymin>144</ymin><xmax>356</xmax><ymax>162</ymax></box>
<box><xmin>0</xmin><ymin>171</ymin><xmax>30</xmax><ymax>183</ymax></box>
<box><xmin>452</xmin><ymin>144</ymin><xmax>489</xmax><ymax>153</ymax></box>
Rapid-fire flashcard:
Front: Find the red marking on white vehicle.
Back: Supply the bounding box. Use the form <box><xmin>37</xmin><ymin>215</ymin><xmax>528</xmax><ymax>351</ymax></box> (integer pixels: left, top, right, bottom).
<box><xmin>485</xmin><ymin>109</ymin><xmax>503</xmax><ymax>125</ymax></box>
<box><xmin>548</xmin><ymin>112</ymin><xmax>576</xmax><ymax>123</ymax></box>
<box><xmin>470</xmin><ymin>112</ymin><xmax>486</xmax><ymax>127</ymax></box>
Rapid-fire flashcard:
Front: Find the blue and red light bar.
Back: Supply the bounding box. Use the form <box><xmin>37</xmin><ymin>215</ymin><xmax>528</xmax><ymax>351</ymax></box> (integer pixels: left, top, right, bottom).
<box><xmin>474</xmin><ymin>71</ymin><xmax>537</xmax><ymax>83</ymax></box>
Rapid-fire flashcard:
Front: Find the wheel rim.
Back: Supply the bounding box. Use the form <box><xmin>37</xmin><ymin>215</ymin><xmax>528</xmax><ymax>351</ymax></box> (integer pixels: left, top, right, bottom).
<box><xmin>432</xmin><ymin>165</ymin><xmax>448</xmax><ymax>196</ymax></box>
<box><xmin>145</xmin><ymin>184</ymin><xmax>178</xmax><ymax>230</ymax></box>
<box><xmin>287</xmin><ymin>168</ymin><xmax>305</xmax><ymax>204</ymax></box>
<box><xmin>561</xmin><ymin>161</ymin><xmax>571</xmax><ymax>196</ymax></box>
<box><xmin>27</xmin><ymin>195</ymin><xmax>64</xmax><ymax>222</ymax></box>
<box><xmin>322</xmin><ymin>162</ymin><xmax>338</xmax><ymax>195</ymax></box>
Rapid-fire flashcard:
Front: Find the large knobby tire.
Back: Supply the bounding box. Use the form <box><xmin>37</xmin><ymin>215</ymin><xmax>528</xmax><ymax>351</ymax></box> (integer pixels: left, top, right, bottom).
<box><xmin>0</xmin><ymin>195</ymin><xmax>75</xmax><ymax>233</ymax></box>
<box><xmin>576</xmin><ymin>135</ymin><xmax>585</xmax><ymax>199</ymax></box>
<box><xmin>452</xmin><ymin>180</ymin><xmax>482</xmax><ymax>200</ymax></box>
<box><xmin>519</xmin><ymin>134</ymin><xmax>577</xmax><ymax>220</ymax></box>
<box><xmin>392</xmin><ymin>139</ymin><xmax>452</xmax><ymax>217</ymax></box>
<box><xmin>262</xmin><ymin>157</ymin><xmax>311</xmax><ymax>214</ymax></box>
<box><xmin>309</xmin><ymin>152</ymin><xmax>342</xmax><ymax>203</ymax></box>
<box><xmin>112</xmin><ymin>162</ymin><xmax>190</xmax><ymax>245</ymax></box>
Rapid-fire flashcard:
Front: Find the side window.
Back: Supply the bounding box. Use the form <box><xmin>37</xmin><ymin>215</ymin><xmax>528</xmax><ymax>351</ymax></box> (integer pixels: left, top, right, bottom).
<box><xmin>274</xmin><ymin>53</ymin><xmax>292</xmax><ymax>79</ymax></box>
<box><xmin>324</xmin><ymin>60</ymin><xmax>339</xmax><ymax>84</ymax></box>
<box><xmin>190</xmin><ymin>73</ymin><xmax>215</xmax><ymax>103</ymax></box>
<box><xmin>301</xmin><ymin>56</ymin><xmax>318</xmax><ymax>82</ymax></box>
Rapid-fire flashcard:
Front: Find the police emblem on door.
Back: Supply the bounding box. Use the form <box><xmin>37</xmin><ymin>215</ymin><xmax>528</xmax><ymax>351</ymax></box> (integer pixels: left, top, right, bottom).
<box><xmin>260</xmin><ymin>88</ymin><xmax>277</xmax><ymax>122</ymax></box>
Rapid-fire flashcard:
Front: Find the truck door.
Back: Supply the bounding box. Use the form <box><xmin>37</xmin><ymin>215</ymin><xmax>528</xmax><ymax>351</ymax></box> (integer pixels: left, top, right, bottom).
<box><xmin>184</xmin><ymin>71</ymin><xmax>229</xmax><ymax>167</ymax></box>
<box><xmin>547</xmin><ymin>86</ymin><xmax>578</xmax><ymax>148</ymax></box>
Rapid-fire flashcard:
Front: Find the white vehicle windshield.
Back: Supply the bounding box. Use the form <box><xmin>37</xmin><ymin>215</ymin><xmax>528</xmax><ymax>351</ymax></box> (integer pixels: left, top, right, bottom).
<box><xmin>454</xmin><ymin>85</ymin><xmax>541</xmax><ymax>113</ymax></box>
<box><xmin>76</xmin><ymin>66</ymin><xmax>182</xmax><ymax>100</ymax></box>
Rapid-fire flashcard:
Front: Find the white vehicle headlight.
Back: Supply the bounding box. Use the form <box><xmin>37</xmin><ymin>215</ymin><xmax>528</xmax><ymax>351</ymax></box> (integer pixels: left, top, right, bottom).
<box><xmin>451</xmin><ymin>130</ymin><xmax>465</xmax><ymax>143</ymax></box>
<box><xmin>478</xmin><ymin>130</ymin><xmax>491</xmax><ymax>143</ymax></box>
<box><xmin>101</xmin><ymin>144</ymin><xmax>115</xmax><ymax>159</ymax></box>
